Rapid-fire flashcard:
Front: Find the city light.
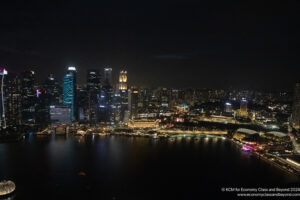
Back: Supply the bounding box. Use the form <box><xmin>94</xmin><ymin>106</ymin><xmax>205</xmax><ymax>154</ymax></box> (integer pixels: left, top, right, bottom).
<box><xmin>68</xmin><ymin>66</ymin><xmax>76</xmax><ymax>71</ymax></box>
<box><xmin>0</xmin><ymin>2</ymin><xmax>297</xmax><ymax>199</ymax></box>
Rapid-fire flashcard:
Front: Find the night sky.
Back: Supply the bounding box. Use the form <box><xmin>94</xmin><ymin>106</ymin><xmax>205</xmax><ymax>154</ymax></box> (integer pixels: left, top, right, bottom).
<box><xmin>0</xmin><ymin>0</ymin><xmax>298</xmax><ymax>90</ymax></box>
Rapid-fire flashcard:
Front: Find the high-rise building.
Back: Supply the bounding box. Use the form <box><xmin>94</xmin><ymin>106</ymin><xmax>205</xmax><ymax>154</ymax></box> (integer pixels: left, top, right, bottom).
<box><xmin>87</xmin><ymin>69</ymin><xmax>101</xmax><ymax>91</ymax></box>
<box><xmin>240</xmin><ymin>99</ymin><xmax>248</xmax><ymax>113</ymax></box>
<box><xmin>118</xmin><ymin>70</ymin><xmax>127</xmax><ymax>91</ymax></box>
<box><xmin>63</xmin><ymin>66</ymin><xmax>77</xmax><ymax>122</ymax></box>
<box><xmin>3</xmin><ymin>73</ymin><xmax>22</xmax><ymax>128</ymax></box>
<box><xmin>0</xmin><ymin>68</ymin><xmax>8</xmax><ymax>128</ymax></box>
<box><xmin>35</xmin><ymin>87</ymin><xmax>50</xmax><ymax>126</ymax></box>
<box><xmin>103</xmin><ymin>67</ymin><xmax>112</xmax><ymax>86</ymax></box>
<box><xmin>128</xmin><ymin>87</ymin><xmax>139</xmax><ymax>119</ymax></box>
<box><xmin>44</xmin><ymin>74</ymin><xmax>61</xmax><ymax>106</ymax></box>
<box><xmin>236</xmin><ymin>98</ymin><xmax>248</xmax><ymax>117</ymax></box>
<box><xmin>21</xmin><ymin>70</ymin><xmax>36</xmax><ymax>124</ymax></box>
<box><xmin>87</xmin><ymin>69</ymin><xmax>101</xmax><ymax>123</ymax></box>
<box><xmin>292</xmin><ymin>82</ymin><xmax>300</xmax><ymax>129</ymax></box>
<box><xmin>77</xmin><ymin>85</ymin><xmax>88</xmax><ymax>122</ymax></box>
<box><xmin>98</xmin><ymin>84</ymin><xmax>114</xmax><ymax>123</ymax></box>
<box><xmin>117</xmin><ymin>70</ymin><xmax>128</xmax><ymax>122</ymax></box>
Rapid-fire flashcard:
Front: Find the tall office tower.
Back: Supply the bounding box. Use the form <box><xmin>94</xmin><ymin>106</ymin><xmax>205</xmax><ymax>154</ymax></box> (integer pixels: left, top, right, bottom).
<box><xmin>87</xmin><ymin>69</ymin><xmax>101</xmax><ymax>91</ymax></box>
<box><xmin>118</xmin><ymin>70</ymin><xmax>127</xmax><ymax>90</ymax></box>
<box><xmin>98</xmin><ymin>84</ymin><xmax>114</xmax><ymax>124</ymax></box>
<box><xmin>0</xmin><ymin>68</ymin><xmax>8</xmax><ymax>128</ymax></box>
<box><xmin>237</xmin><ymin>98</ymin><xmax>248</xmax><ymax>117</ymax></box>
<box><xmin>63</xmin><ymin>66</ymin><xmax>77</xmax><ymax>122</ymax></box>
<box><xmin>240</xmin><ymin>98</ymin><xmax>248</xmax><ymax>113</ymax></box>
<box><xmin>21</xmin><ymin>70</ymin><xmax>36</xmax><ymax>124</ymax></box>
<box><xmin>4</xmin><ymin>73</ymin><xmax>22</xmax><ymax>128</ymax></box>
<box><xmin>292</xmin><ymin>82</ymin><xmax>300</xmax><ymax>129</ymax></box>
<box><xmin>77</xmin><ymin>85</ymin><xmax>88</xmax><ymax>122</ymax></box>
<box><xmin>128</xmin><ymin>87</ymin><xmax>139</xmax><ymax>119</ymax></box>
<box><xmin>87</xmin><ymin>69</ymin><xmax>101</xmax><ymax>123</ymax></box>
<box><xmin>35</xmin><ymin>87</ymin><xmax>50</xmax><ymax>126</ymax></box>
<box><xmin>103</xmin><ymin>67</ymin><xmax>112</xmax><ymax>86</ymax></box>
<box><xmin>118</xmin><ymin>70</ymin><xmax>128</xmax><ymax>122</ymax></box>
<box><xmin>44</xmin><ymin>74</ymin><xmax>61</xmax><ymax>106</ymax></box>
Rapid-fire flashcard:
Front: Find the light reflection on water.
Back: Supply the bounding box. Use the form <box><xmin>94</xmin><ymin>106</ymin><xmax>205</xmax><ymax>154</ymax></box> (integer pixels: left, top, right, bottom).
<box><xmin>0</xmin><ymin>134</ymin><xmax>299</xmax><ymax>199</ymax></box>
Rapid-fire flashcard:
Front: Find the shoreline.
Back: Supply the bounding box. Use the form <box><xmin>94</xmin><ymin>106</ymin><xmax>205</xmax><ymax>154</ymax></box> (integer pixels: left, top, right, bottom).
<box><xmin>229</xmin><ymin>138</ymin><xmax>300</xmax><ymax>178</ymax></box>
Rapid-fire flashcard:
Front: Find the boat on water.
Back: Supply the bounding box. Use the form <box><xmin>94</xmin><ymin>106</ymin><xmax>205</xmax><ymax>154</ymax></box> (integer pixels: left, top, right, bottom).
<box><xmin>0</xmin><ymin>180</ymin><xmax>15</xmax><ymax>197</ymax></box>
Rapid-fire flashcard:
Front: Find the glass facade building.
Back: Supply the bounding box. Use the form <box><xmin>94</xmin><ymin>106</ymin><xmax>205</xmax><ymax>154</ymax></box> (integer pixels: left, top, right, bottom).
<box><xmin>63</xmin><ymin>67</ymin><xmax>77</xmax><ymax>122</ymax></box>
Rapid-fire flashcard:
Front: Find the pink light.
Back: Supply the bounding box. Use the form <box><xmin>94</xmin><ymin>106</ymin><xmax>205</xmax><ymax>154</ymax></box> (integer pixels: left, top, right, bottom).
<box><xmin>242</xmin><ymin>145</ymin><xmax>258</xmax><ymax>151</ymax></box>
<box><xmin>242</xmin><ymin>145</ymin><xmax>251</xmax><ymax>151</ymax></box>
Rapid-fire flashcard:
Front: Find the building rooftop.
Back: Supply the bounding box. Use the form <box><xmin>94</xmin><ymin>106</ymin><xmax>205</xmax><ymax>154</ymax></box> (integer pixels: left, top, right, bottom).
<box><xmin>266</xmin><ymin>131</ymin><xmax>287</xmax><ymax>138</ymax></box>
<box><xmin>236</xmin><ymin>128</ymin><xmax>258</xmax><ymax>135</ymax></box>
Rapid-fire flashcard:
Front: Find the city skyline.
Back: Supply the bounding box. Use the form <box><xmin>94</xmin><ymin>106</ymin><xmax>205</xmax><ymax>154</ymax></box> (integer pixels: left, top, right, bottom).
<box><xmin>1</xmin><ymin>65</ymin><xmax>299</xmax><ymax>92</ymax></box>
<box><xmin>1</xmin><ymin>1</ymin><xmax>300</xmax><ymax>199</ymax></box>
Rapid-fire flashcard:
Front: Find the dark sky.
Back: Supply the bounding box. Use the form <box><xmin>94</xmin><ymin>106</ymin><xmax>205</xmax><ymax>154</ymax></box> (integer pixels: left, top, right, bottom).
<box><xmin>0</xmin><ymin>0</ymin><xmax>298</xmax><ymax>90</ymax></box>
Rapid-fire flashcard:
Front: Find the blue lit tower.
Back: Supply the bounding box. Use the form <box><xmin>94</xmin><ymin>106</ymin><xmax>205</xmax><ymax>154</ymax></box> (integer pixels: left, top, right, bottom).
<box><xmin>63</xmin><ymin>66</ymin><xmax>77</xmax><ymax>121</ymax></box>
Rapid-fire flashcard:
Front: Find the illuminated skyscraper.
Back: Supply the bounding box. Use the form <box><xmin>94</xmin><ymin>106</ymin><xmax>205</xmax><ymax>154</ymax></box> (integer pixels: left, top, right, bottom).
<box><xmin>44</xmin><ymin>74</ymin><xmax>61</xmax><ymax>106</ymax></box>
<box><xmin>87</xmin><ymin>69</ymin><xmax>101</xmax><ymax>123</ymax></box>
<box><xmin>240</xmin><ymin>98</ymin><xmax>248</xmax><ymax>113</ymax></box>
<box><xmin>87</xmin><ymin>69</ymin><xmax>101</xmax><ymax>91</ymax></box>
<box><xmin>4</xmin><ymin>73</ymin><xmax>22</xmax><ymax>127</ymax></box>
<box><xmin>103</xmin><ymin>67</ymin><xmax>112</xmax><ymax>86</ymax></box>
<box><xmin>117</xmin><ymin>70</ymin><xmax>128</xmax><ymax>122</ymax></box>
<box><xmin>0</xmin><ymin>68</ymin><xmax>8</xmax><ymax>128</ymax></box>
<box><xmin>292</xmin><ymin>82</ymin><xmax>300</xmax><ymax>129</ymax></box>
<box><xmin>118</xmin><ymin>70</ymin><xmax>127</xmax><ymax>91</ymax></box>
<box><xmin>98</xmin><ymin>84</ymin><xmax>114</xmax><ymax>123</ymax></box>
<box><xmin>63</xmin><ymin>66</ymin><xmax>77</xmax><ymax>121</ymax></box>
<box><xmin>128</xmin><ymin>87</ymin><xmax>139</xmax><ymax>118</ymax></box>
<box><xmin>21</xmin><ymin>70</ymin><xmax>36</xmax><ymax>124</ymax></box>
<box><xmin>35</xmin><ymin>86</ymin><xmax>50</xmax><ymax>126</ymax></box>
<box><xmin>236</xmin><ymin>98</ymin><xmax>248</xmax><ymax>117</ymax></box>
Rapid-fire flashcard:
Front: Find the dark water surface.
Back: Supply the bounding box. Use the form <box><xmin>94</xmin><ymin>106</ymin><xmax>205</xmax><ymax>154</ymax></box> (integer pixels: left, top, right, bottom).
<box><xmin>0</xmin><ymin>135</ymin><xmax>299</xmax><ymax>199</ymax></box>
